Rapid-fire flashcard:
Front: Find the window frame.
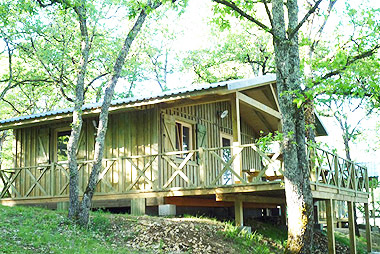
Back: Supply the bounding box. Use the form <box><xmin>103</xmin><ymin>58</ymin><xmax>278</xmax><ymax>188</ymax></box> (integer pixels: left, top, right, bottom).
<box><xmin>175</xmin><ymin>120</ymin><xmax>194</xmax><ymax>152</ymax></box>
<box><xmin>54</xmin><ymin>127</ymin><xmax>71</xmax><ymax>162</ymax></box>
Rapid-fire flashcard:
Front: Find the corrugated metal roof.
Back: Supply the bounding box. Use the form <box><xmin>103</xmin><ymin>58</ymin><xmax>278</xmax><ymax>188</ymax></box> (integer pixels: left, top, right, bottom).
<box><xmin>0</xmin><ymin>81</ymin><xmax>228</xmax><ymax>125</ymax></box>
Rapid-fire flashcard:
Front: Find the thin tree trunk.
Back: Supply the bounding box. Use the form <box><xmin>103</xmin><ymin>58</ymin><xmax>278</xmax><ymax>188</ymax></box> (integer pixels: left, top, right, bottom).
<box><xmin>272</xmin><ymin>0</ymin><xmax>313</xmax><ymax>252</ymax></box>
<box><xmin>67</xmin><ymin>1</ymin><xmax>91</xmax><ymax>220</ymax></box>
<box><xmin>78</xmin><ymin>3</ymin><xmax>161</xmax><ymax>226</ymax></box>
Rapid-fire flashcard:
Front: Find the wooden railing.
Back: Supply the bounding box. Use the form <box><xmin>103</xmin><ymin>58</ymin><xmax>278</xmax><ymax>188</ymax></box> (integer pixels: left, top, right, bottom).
<box><xmin>308</xmin><ymin>146</ymin><xmax>369</xmax><ymax>193</ymax></box>
<box><xmin>0</xmin><ymin>143</ymin><xmax>369</xmax><ymax>199</ymax></box>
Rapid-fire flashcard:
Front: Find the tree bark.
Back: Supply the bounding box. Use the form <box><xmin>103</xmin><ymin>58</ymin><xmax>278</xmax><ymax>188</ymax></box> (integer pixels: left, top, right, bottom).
<box><xmin>67</xmin><ymin>0</ymin><xmax>91</xmax><ymax>220</ymax></box>
<box><xmin>78</xmin><ymin>3</ymin><xmax>161</xmax><ymax>226</ymax></box>
<box><xmin>272</xmin><ymin>0</ymin><xmax>313</xmax><ymax>252</ymax></box>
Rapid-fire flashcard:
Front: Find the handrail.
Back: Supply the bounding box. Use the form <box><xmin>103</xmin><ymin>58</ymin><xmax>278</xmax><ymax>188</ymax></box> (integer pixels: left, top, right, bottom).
<box><xmin>0</xmin><ymin>142</ymin><xmax>369</xmax><ymax>199</ymax></box>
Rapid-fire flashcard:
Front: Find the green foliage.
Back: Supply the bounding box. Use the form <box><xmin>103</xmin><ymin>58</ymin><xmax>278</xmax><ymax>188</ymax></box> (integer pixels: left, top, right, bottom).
<box><xmin>255</xmin><ymin>131</ymin><xmax>283</xmax><ymax>153</ymax></box>
<box><xmin>222</xmin><ymin>221</ymin><xmax>271</xmax><ymax>254</ymax></box>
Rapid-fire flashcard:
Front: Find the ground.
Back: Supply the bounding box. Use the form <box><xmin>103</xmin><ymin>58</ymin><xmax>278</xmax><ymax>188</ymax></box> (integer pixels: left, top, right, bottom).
<box><xmin>0</xmin><ymin>204</ymin><xmax>375</xmax><ymax>253</ymax></box>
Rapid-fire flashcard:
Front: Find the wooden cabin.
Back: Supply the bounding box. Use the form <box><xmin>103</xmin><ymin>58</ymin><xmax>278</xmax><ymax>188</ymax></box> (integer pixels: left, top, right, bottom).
<box><xmin>0</xmin><ymin>75</ymin><xmax>372</xmax><ymax>253</ymax></box>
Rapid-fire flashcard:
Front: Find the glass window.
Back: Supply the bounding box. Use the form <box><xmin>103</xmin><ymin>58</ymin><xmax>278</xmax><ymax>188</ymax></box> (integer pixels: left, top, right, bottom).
<box><xmin>175</xmin><ymin>121</ymin><xmax>192</xmax><ymax>151</ymax></box>
<box><xmin>57</xmin><ymin>130</ymin><xmax>71</xmax><ymax>161</ymax></box>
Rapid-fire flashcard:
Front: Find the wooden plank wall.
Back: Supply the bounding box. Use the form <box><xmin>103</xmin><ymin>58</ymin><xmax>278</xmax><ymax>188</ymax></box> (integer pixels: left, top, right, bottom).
<box><xmin>13</xmin><ymin>107</ymin><xmax>159</xmax><ymax>197</ymax></box>
<box><xmin>13</xmin><ymin>100</ymin><xmax>263</xmax><ymax>197</ymax></box>
<box><xmin>161</xmin><ymin>101</ymin><xmax>261</xmax><ymax>188</ymax></box>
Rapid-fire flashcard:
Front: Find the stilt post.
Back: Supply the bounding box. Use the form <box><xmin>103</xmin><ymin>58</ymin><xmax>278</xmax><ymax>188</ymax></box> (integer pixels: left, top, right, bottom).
<box><xmin>326</xmin><ymin>199</ymin><xmax>336</xmax><ymax>254</ymax></box>
<box><xmin>364</xmin><ymin>203</ymin><xmax>372</xmax><ymax>253</ymax></box>
<box><xmin>347</xmin><ymin>201</ymin><xmax>357</xmax><ymax>254</ymax></box>
<box><xmin>234</xmin><ymin>199</ymin><xmax>243</xmax><ymax>227</ymax></box>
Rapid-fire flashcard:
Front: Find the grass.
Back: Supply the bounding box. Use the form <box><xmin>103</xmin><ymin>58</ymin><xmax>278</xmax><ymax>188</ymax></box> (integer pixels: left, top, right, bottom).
<box><xmin>0</xmin><ymin>206</ymin><xmax>282</xmax><ymax>254</ymax></box>
<box><xmin>0</xmin><ymin>205</ymin><xmax>371</xmax><ymax>254</ymax></box>
<box><xmin>0</xmin><ymin>205</ymin><xmax>135</xmax><ymax>254</ymax></box>
<box><xmin>335</xmin><ymin>231</ymin><xmax>368</xmax><ymax>254</ymax></box>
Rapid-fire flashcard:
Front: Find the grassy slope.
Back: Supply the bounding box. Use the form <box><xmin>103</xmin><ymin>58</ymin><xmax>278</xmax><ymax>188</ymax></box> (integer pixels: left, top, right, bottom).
<box><xmin>0</xmin><ymin>205</ymin><xmax>280</xmax><ymax>254</ymax></box>
<box><xmin>0</xmin><ymin>205</ymin><xmax>370</xmax><ymax>254</ymax></box>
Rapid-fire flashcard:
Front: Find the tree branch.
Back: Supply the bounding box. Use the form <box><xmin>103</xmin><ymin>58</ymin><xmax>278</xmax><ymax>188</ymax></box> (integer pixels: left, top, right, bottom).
<box><xmin>288</xmin><ymin>0</ymin><xmax>323</xmax><ymax>39</ymax></box>
<box><xmin>1</xmin><ymin>98</ymin><xmax>21</xmax><ymax>114</ymax></box>
<box><xmin>83</xmin><ymin>72</ymin><xmax>110</xmax><ymax>95</ymax></box>
<box><xmin>212</xmin><ymin>0</ymin><xmax>275</xmax><ymax>36</ymax></box>
<box><xmin>262</xmin><ymin>0</ymin><xmax>274</xmax><ymax>29</ymax></box>
<box><xmin>313</xmin><ymin>45</ymin><xmax>380</xmax><ymax>86</ymax></box>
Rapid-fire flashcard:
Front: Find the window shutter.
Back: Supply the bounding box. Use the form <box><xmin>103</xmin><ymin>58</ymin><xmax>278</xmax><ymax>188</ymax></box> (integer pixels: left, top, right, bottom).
<box><xmin>162</xmin><ymin>114</ymin><xmax>176</xmax><ymax>152</ymax></box>
<box><xmin>37</xmin><ymin>128</ymin><xmax>50</xmax><ymax>164</ymax></box>
<box><xmin>196</xmin><ymin>123</ymin><xmax>207</xmax><ymax>148</ymax></box>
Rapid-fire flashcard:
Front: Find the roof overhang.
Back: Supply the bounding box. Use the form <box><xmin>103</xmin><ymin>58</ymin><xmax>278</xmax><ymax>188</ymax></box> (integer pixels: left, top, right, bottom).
<box><xmin>0</xmin><ymin>74</ymin><xmax>327</xmax><ymax>136</ymax></box>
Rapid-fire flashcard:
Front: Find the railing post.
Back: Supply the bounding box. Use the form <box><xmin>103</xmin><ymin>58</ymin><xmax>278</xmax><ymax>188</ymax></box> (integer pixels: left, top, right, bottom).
<box><xmin>50</xmin><ymin>163</ymin><xmax>55</xmax><ymax>197</ymax></box>
<box><xmin>199</xmin><ymin>147</ymin><xmax>205</xmax><ymax>187</ymax></box>
<box><xmin>231</xmin><ymin>93</ymin><xmax>242</xmax><ymax>184</ymax></box>
<box><xmin>334</xmin><ymin>155</ymin><xmax>339</xmax><ymax>188</ymax></box>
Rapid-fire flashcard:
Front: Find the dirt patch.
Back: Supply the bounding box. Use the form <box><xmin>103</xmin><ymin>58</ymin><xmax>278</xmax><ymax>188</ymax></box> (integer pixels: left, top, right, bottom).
<box><xmin>105</xmin><ymin>216</ymin><xmax>240</xmax><ymax>254</ymax></box>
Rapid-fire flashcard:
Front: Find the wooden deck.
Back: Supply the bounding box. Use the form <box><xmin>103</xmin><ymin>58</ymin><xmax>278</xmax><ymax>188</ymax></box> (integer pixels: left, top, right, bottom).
<box><xmin>0</xmin><ymin>143</ymin><xmax>370</xmax><ymax>207</ymax></box>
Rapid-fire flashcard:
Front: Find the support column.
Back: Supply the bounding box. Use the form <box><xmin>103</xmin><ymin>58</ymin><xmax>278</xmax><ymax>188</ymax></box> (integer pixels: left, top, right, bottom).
<box><xmin>326</xmin><ymin>199</ymin><xmax>336</xmax><ymax>254</ymax></box>
<box><xmin>234</xmin><ymin>199</ymin><xmax>243</xmax><ymax>227</ymax></box>
<box><xmin>347</xmin><ymin>201</ymin><xmax>357</xmax><ymax>254</ymax></box>
<box><xmin>364</xmin><ymin>203</ymin><xmax>372</xmax><ymax>253</ymax></box>
<box><xmin>231</xmin><ymin>94</ymin><xmax>242</xmax><ymax>184</ymax></box>
<box><xmin>280</xmin><ymin>204</ymin><xmax>287</xmax><ymax>226</ymax></box>
<box><xmin>131</xmin><ymin>198</ymin><xmax>146</xmax><ymax>216</ymax></box>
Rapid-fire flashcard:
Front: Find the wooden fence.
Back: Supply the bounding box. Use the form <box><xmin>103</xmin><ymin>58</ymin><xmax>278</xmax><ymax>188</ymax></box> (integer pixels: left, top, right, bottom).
<box><xmin>0</xmin><ymin>143</ymin><xmax>369</xmax><ymax>199</ymax></box>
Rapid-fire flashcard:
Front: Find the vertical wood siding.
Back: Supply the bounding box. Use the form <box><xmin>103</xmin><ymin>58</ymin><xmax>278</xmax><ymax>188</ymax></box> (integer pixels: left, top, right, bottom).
<box><xmin>12</xmin><ymin>101</ymin><xmax>261</xmax><ymax>196</ymax></box>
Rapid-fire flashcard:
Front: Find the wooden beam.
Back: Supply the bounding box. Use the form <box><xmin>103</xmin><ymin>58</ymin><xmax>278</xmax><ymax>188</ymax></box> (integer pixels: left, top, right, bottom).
<box><xmin>234</xmin><ymin>199</ymin><xmax>243</xmax><ymax>227</ymax></box>
<box><xmin>231</xmin><ymin>93</ymin><xmax>242</xmax><ymax>183</ymax></box>
<box><xmin>131</xmin><ymin>198</ymin><xmax>146</xmax><ymax>215</ymax></box>
<box><xmin>364</xmin><ymin>203</ymin><xmax>372</xmax><ymax>253</ymax></box>
<box><xmin>164</xmin><ymin>196</ymin><xmax>277</xmax><ymax>209</ymax></box>
<box><xmin>270</xmin><ymin>83</ymin><xmax>280</xmax><ymax>111</ymax></box>
<box><xmin>253</xmin><ymin>110</ymin><xmax>273</xmax><ymax>133</ymax></box>
<box><xmin>236</xmin><ymin>91</ymin><xmax>281</xmax><ymax>119</ymax></box>
<box><xmin>0</xmin><ymin>182</ymin><xmax>285</xmax><ymax>205</ymax></box>
<box><xmin>215</xmin><ymin>193</ymin><xmax>285</xmax><ymax>204</ymax></box>
<box><xmin>347</xmin><ymin>201</ymin><xmax>357</xmax><ymax>254</ymax></box>
<box><xmin>326</xmin><ymin>199</ymin><xmax>336</xmax><ymax>254</ymax></box>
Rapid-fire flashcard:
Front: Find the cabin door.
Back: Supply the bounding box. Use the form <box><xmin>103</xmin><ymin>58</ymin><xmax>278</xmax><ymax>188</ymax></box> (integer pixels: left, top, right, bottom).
<box><xmin>220</xmin><ymin>133</ymin><xmax>233</xmax><ymax>185</ymax></box>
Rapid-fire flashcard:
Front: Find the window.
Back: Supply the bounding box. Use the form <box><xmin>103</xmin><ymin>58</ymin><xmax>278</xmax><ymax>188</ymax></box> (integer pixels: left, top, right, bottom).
<box><xmin>175</xmin><ymin>121</ymin><xmax>193</xmax><ymax>151</ymax></box>
<box><xmin>221</xmin><ymin>133</ymin><xmax>233</xmax><ymax>185</ymax></box>
<box><xmin>57</xmin><ymin>130</ymin><xmax>71</xmax><ymax>161</ymax></box>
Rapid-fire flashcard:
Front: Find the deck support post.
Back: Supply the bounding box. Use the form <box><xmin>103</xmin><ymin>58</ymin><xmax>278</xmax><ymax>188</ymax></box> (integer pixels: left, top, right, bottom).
<box><xmin>280</xmin><ymin>204</ymin><xmax>287</xmax><ymax>225</ymax></box>
<box><xmin>364</xmin><ymin>203</ymin><xmax>372</xmax><ymax>253</ymax></box>
<box><xmin>325</xmin><ymin>199</ymin><xmax>336</xmax><ymax>254</ymax></box>
<box><xmin>347</xmin><ymin>201</ymin><xmax>357</xmax><ymax>254</ymax></box>
<box><xmin>131</xmin><ymin>198</ymin><xmax>146</xmax><ymax>216</ymax></box>
<box><xmin>234</xmin><ymin>199</ymin><xmax>243</xmax><ymax>227</ymax></box>
<box><xmin>231</xmin><ymin>94</ymin><xmax>242</xmax><ymax>184</ymax></box>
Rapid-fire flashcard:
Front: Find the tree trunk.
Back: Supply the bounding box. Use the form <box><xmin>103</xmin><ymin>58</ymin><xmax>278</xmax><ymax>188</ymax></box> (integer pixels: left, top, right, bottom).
<box><xmin>77</xmin><ymin>4</ymin><xmax>160</xmax><ymax>226</ymax></box>
<box><xmin>304</xmin><ymin>100</ymin><xmax>316</xmax><ymax>143</ymax></box>
<box><xmin>67</xmin><ymin>1</ymin><xmax>91</xmax><ymax>220</ymax></box>
<box><xmin>272</xmin><ymin>0</ymin><xmax>314</xmax><ymax>252</ymax></box>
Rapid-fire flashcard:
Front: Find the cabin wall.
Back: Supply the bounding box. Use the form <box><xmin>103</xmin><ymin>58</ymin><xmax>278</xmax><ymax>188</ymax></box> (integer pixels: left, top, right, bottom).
<box><xmin>161</xmin><ymin>101</ymin><xmax>262</xmax><ymax>187</ymax></box>
<box><xmin>12</xmin><ymin>100</ymin><xmax>265</xmax><ymax>197</ymax></box>
<box><xmin>13</xmin><ymin>107</ymin><xmax>159</xmax><ymax>197</ymax></box>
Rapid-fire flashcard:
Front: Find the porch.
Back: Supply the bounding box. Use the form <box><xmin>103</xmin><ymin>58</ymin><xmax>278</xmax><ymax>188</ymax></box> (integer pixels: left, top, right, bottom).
<box><xmin>0</xmin><ymin>143</ymin><xmax>369</xmax><ymax>205</ymax></box>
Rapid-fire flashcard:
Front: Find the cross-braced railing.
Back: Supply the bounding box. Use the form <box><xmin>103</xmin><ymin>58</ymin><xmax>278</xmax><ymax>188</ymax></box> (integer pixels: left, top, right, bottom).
<box><xmin>0</xmin><ymin>143</ymin><xmax>369</xmax><ymax>199</ymax></box>
<box><xmin>308</xmin><ymin>146</ymin><xmax>369</xmax><ymax>193</ymax></box>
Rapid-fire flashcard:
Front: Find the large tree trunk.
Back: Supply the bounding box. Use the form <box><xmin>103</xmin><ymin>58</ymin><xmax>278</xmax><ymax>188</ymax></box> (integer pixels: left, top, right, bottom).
<box><xmin>67</xmin><ymin>1</ymin><xmax>91</xmax><ymax>220</ymax></box>
<box><xmin>272</xmin><ymin>0</ymin><xmax>314</xmax><ymax>252</ymax></box>
<box><xmin>77</xmin><ymin>3</ymin><xmax>161</xmax><ymax>226</ymax></box>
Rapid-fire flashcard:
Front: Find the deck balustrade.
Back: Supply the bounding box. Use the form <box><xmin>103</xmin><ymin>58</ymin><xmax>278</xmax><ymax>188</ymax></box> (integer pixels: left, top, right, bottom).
<box><xmin>0</xmin><ymin>143</ymin><xmax>369</xmax><ymax>199</ymax></box>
